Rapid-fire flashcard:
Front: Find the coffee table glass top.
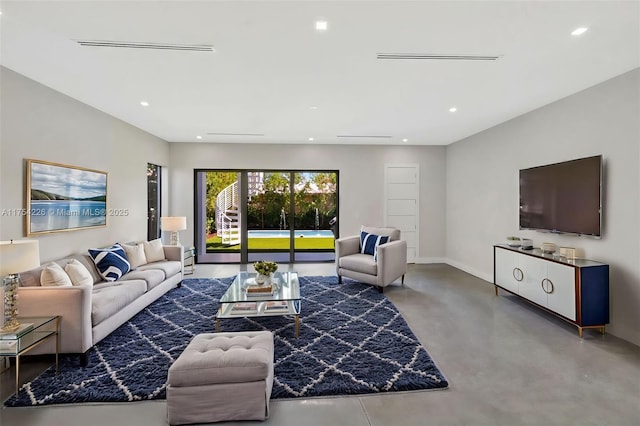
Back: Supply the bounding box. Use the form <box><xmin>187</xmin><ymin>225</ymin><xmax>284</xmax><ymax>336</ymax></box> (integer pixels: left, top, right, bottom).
<box><xmin>220</xmin><ymin>271</ymin><xmax>300</xmax><ymax>303</ymax></box>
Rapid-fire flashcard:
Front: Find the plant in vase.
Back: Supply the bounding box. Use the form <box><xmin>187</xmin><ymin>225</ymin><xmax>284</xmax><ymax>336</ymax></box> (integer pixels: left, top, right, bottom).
<box><xmin>253</xmin><ymin>260</ymin><xmax>278</xmax><ymax>284</ymax></box>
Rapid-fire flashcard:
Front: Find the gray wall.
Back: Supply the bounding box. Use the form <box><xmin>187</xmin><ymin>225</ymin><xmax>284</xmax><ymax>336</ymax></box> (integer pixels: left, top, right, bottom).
<box><xmin>445</xmin><ymin>68</ymin><xmax>640</xmax><ymax>345</ymax></box>
<box><xmin>168</xmin><ymin>143</ymin><xmax>447</xmax><ymax>261</ymax></box>
<box><xmin>0</xmin><ymin>67</ymin><xmax>170</xmax><ymax>262</ymax></box>
<box><xmin>4</xmin><ymin>63</ymin><xmax>638</xmax><ymax>345</ymax></box>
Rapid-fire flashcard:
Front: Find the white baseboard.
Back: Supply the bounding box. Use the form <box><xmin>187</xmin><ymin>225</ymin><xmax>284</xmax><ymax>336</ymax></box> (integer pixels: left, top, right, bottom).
<box><xmin>412</xmin><ymin>257</ymin><xmax>493</xmax><ymax>283</ymax></box>
<box><xmin>413</xmin><ymin>257</ymin><xmax>447</xmax><ymax>264</ymax></box>
<box><xmin>443</xmin><ymin>258</ymin><xmax>493</xmax><ymax>283</ymax></box>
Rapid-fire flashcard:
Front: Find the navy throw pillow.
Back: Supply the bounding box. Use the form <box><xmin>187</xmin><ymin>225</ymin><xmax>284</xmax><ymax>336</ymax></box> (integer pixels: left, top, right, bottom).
<box><xmin>360</xmin><ymin>231</ymin><xmax>390</xmax><ymax>261</ymax></box>
<box><xmin>88</xmin><ymin>243</ymin><xmax>131</xmax><ymax>282</ymax></box>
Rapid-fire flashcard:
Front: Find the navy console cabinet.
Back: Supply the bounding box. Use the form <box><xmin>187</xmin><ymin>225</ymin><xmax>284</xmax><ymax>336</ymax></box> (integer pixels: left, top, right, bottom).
<box><xmin>493</xmin><ymin>244</ymin><xmax>609</xmax><ymax>337</ymax></box>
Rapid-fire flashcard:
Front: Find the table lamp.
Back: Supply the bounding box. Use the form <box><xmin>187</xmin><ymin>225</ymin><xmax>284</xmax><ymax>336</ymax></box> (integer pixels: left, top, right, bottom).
<box><xmin>0</xmin><ymin>240</ymin><xmax>40</xmax><ymax>331</ymax></box>
<box><xmin>161</xmin><ymin>217</ymin><xmax>187</xmax><ymax>246</ymax></box>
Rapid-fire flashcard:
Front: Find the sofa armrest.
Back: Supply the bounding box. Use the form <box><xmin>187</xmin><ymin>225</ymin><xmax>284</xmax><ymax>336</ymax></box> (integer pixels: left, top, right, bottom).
<box><xmin>163</xmin><ymin>245</ymin><xmax>185</xmax><ymax>275</ymax></box>
<box><xmin>17</xmin><ymin>285</ymin><xmax>93</xmax><ymax>354</ymax></box>
<box><xmin>163</xmin><ymin>245</ymin><xmax>184</xmax><ymax>262</ymax></box>
<box><xmin>336</xmin><ymin>236</ymin><xmax>360</xmax><ymax>257</ymax></box>
<box><xmin>335</xmin><ymin>235</ymin><xmax>360</xmax><ymax>273</ymax></box>
<box><xmin>377</xmin><ymin>240</ymin><xmax>408</xmax><ymax>286</ymax></box>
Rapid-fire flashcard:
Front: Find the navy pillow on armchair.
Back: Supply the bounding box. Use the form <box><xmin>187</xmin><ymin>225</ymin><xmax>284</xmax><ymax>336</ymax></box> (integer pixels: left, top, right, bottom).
<box><xmin>360</xmin><ymin>231</ymin><xmax>390</xmax><ymax>261</ymax></box>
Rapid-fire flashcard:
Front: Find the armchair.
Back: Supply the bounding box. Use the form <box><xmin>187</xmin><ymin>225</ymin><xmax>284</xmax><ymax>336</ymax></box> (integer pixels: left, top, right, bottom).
<box><xmin>335</xmin><ymin>226</ymin><xmax>407</xmax><ymax>292</ymax></box>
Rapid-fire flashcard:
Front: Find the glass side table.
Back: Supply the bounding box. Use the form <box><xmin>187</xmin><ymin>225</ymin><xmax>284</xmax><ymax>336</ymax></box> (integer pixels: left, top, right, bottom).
<box><xmin>184</xmin><ymin>246</ymin><xmax>196</xmax><ymax>275</ymax></box>
<box><xmin>0</xmin><ymin>316</ymin><xmax>60</xmax><ymax>396</ymax></box>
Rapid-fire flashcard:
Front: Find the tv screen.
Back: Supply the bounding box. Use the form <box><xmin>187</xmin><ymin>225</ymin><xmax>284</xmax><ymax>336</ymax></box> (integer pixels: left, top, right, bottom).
<box><xmin>519</xmin><ymin>155</ymin><xmax>602</xmax><ymax>237</ymax></box>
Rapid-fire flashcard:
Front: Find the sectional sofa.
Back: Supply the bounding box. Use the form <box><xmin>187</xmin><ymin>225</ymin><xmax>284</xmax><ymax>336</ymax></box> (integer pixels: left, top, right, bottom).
<box><xmin>17</xmin><ymin>241</ymin><xmax>183</xmax><ymax>364</ymax></box>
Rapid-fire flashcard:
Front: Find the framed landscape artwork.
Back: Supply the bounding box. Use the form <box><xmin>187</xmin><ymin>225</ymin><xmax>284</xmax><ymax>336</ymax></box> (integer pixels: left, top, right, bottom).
<box><xmin>26</xmin><ymin>159</ymin><xmax>108</xmax><ymax>236</ymax></box>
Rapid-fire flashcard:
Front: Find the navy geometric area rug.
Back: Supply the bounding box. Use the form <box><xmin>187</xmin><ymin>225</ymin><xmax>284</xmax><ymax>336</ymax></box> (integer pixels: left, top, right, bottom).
<box><xmin>5</xmin><ymin>276</ymin><xmax>448</xmax><ymax>407</ymax></box>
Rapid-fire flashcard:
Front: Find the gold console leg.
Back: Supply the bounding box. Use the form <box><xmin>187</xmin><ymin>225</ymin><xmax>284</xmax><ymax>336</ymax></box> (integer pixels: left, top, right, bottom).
<box><xmin>15</xmin><ymin>354</ymin><xmax>20</xmax><ymax>396</ymax></box>
<box><xmin>600</xmin><ymin>326</ymin><xmax>606</xmax><ymax>335</ymax></box>
<box><xmin>55</xmin><ymin>316</ymin><xmax>60</xmax><ymax>373</ymax></box>
<box><xmin>578</xmin><ymin>327</ymin><xmax>583</xmax><ymax>338</ymax></box>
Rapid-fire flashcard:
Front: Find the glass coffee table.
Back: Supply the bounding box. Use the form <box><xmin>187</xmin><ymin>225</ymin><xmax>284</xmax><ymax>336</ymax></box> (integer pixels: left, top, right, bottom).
<box><xmin>216</xmin><ymin>271</ymin><xmax>301</xmax><ymax>337</ymax></box>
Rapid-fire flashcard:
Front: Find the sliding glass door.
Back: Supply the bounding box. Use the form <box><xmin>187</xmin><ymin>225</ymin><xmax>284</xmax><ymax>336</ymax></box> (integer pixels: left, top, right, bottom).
<box><xmin>195</xmin><ymin>169</ymin><xmax>338</xmax><ymax>263</ymax></box>
<box><xmin>292</xmin><ymin>172</ymin><xmax>337</xmax><ymax>262</ymax></box>
<box><xmin>195</xmin><ymin>170</ymin><xmax>243</xmax><ymax>263</ymax></box>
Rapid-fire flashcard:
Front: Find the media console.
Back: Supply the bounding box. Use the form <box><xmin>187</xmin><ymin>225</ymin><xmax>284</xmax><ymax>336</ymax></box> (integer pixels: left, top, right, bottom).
<box><xmin>493</xmin><ymin>244</ymin><xmax>609</xmax><ymax>337</ymax></box>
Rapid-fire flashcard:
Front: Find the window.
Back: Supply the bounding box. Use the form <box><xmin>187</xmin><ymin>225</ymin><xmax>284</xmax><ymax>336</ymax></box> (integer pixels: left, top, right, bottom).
<box><xmin>147</xmin><ymin>163</ymin><xmax>161</xmax><ymax>240</ymax></box>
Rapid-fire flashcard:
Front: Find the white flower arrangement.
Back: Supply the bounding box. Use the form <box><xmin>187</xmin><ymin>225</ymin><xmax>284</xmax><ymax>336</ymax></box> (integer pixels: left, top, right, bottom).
<box><xmin>254</xmin><ymin>260</ymin><xmax>278</xmax><ymax>275</ymax></box>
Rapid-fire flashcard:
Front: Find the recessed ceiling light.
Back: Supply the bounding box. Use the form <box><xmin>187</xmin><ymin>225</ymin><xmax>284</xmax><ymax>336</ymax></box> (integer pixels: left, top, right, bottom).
<box><xmin>308</xmin><ymin>137</ymin><xmax>315</xmax><ymax>141</ymax></box>
<box><xmin>449</xmin><ymin>107</ymin><xmax>457</xmax><ymax>112</ymax></box>
<box><xmin>315</xmin><ymin>20</ymin><xmax>328</xmax><ymax>31</ymax></box>
<box><xmin>310</xmin><ymin>106</ymin><xmax>318</xmax><ymax>110</ymax></box>
<box><xmin>402</xmin><ymin>138</ymin><xmax>408</xmax><ymax>142</ymax></box>
<box><xmin>196</xmin><ymin>135</ymin><xmax>202</xmax><ymax>140</ymax></box>
<box><xmin>140</xmin><ymin>101</ymin><xmax>150</xmax><ymax>107</ymax></box>
<box><xmin>571</xmin><ymin>27</ymin><xmax>588</xmax><ymax>36</ymax></box>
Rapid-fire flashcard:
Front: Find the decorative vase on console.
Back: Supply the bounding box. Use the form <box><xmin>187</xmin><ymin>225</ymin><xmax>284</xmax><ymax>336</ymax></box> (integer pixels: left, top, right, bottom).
<box><xmin>253</xmin><ymin>260</ymin><xmax>278</xmax><ymax>285</ymax></box>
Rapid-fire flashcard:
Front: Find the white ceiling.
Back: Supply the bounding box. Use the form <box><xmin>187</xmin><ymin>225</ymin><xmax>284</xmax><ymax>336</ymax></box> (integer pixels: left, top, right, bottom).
<box><xmin>1</xmin><ymin>1</ymin><xmax>638</xmax><ymax>145</ymax></box>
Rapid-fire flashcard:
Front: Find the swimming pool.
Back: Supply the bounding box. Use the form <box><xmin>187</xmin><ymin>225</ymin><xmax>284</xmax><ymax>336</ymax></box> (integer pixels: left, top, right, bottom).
<box><xmin>247</xmin><ymin>230</ymin><xmax>333</xmax><ymax>238</ymax></box>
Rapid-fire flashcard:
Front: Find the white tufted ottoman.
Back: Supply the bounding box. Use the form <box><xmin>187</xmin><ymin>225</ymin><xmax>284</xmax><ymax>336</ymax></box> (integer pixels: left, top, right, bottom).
<box><xmin>166</xmin><ymin>331</ymin><xmax>274</xmax><ymax>425</ymax></box>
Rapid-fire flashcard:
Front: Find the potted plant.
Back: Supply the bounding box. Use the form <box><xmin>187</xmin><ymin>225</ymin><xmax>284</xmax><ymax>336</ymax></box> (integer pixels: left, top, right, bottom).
<box><xmin>253</xmin><ymin>260</ymin><xmax>278</xmax><ymax>284</ymax></box>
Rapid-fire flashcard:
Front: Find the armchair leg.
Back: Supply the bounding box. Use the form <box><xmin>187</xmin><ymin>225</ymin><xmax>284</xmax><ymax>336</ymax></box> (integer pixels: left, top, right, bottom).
<box><xmin>401</xmin><ymin>274</ymin><xmax>405</xmax><ymax>285</ymax></box>
<box><xmin>377</xmin><ymin>286</ymin><xmax>384</xmax><ymax>293</ymax></box>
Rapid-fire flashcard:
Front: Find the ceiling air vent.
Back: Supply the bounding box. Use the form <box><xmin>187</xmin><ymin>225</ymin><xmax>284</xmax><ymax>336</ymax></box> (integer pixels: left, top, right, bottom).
<box><xmin>377</xmin><ymin>53</ymin><xmax>500</xmax><ymax>61</ymax></box>
<box><xmin>336</xmin><ymin>135</ymin><xmax>393</xmax><ymax>139</ymax></box>
<box><xmin>206</xmin><ymin>132</ymin><xmax>265</xmax><ymax>136</ymax></box>
<box><xmin>76</xmin><ymin>40</ymin><xmax>214</xmax><ymax>52</ymax></box>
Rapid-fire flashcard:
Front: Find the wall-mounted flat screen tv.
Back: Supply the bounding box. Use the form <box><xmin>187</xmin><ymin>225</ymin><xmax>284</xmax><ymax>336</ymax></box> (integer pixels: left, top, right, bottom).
<box><xmin>519</xmin><ymin>155</ymin><xmax>602</xmax><ymax>237</ymax></box>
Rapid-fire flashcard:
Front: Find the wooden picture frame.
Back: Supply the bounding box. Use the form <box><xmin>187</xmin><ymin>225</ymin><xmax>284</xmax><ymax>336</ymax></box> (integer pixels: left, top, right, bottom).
<box><xmin>26</xmin><ymin>159</ymin><xmax>108</xmax><ymax>236</ymax></box>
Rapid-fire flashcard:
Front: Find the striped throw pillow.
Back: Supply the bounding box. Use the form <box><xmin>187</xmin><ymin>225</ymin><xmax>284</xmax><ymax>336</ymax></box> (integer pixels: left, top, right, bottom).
<box><xmin>88</xmin><ymin>243</ymin><xmax>131</xmax><ymax>282</ymax></box>
<box><xmin>360</xmin><ymin>231</ymin><xmax>390</xmax><ymax>261</ymax></box>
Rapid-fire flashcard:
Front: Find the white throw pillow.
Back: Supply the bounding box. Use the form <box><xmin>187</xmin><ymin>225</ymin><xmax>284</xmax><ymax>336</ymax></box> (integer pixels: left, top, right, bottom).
<box><xmin>64</xmin><ymin>259</ymin><xmax>93</xmax><ymax>286</ymax></box>
<box><xmin>41</xmin><ymin>262</ymin><xmax>73</xmax><ymax>287</ymax></box>
<box><xmin>143</xmin><ymin>239</ymin><xmax>165</xmax><ymax>263</ymax></box>
<box><xmin>122</xmin><ymin>243</ymin><xmax>148</xmax><ymax>268</ymax></box>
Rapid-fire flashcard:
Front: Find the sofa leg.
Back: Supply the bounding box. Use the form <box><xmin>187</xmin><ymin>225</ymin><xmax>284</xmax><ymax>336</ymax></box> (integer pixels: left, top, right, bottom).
<box><xmin>80</xmin><ymin>351</ymin><xmax>89</xmax><ymax>367</ymax></box>
<box><xmin>177</xmin><ymin>281</ymin><xmax>182</xmax><ymax>288</ymax></box>
<box><xmin>377</xmin><ymin>286</ymin><xmax>384</xmax><ymax>294</ymax></box>
<box><xmin>401</xmin><ymin>274</ymin><xmax>405</xmax><ymax>285</ymax></box>
<box><xmin>338</xmin><ymin>275</ymin><xmax>342</xmax><ymax>284</ymax></box>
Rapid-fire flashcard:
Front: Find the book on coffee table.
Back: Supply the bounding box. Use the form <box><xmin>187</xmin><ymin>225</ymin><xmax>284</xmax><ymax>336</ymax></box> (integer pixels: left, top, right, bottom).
<box><xmin>231</xmin><ymin>302</ymin><xmax>258</xmax><ymax>314</ymax></box>
<box><xmin>246</xmin><ymin>284</ymin><xmax>273</xmax><ymax>294</ymax></box>
<box><xmin>264</xmin><ymin>301</ymin><xmax>289</xmax><ymax>312</ymax></box>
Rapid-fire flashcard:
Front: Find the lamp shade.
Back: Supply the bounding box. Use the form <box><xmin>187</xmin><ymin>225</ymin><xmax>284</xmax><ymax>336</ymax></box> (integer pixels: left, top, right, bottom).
<box><xmin>161</xmin><ymin>217</ymin><xmax>187</xmax><ymax>232</ymax></box>
<box><xmin>0</xmin><ymin>240</ymin><xmax>41</xmax><ymax>275</ymax></box>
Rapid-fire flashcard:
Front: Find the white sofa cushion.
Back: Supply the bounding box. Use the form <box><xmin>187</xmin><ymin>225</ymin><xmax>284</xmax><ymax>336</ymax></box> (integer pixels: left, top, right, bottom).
<box><xmin>137</xmin><ymin>260</ymin><xmax>181</xmax><ymax>279</ymax></box>
<box><xmin>122</xmin><ymin>243</ymin><xmax>148</xmax><ymax>268</ymax></box>
<box><xmin>144</xmin><ymin>239</ymin><xmax>165</xmax><ymax>263</ymax></box>
<box><xmin>64</xmin><ymin>259</ymin><xmax>93</xmax><ymax>286</ymax></box>
<box><xmin>41</xmin><ymin>263</ymin><xmax>73</xmax><ymax>287</ymax></box>
<box><xmin>123</xmin><ymin>269</ymin><xmax>165</xmax><ymax>290</ymax></box>
<box><xmin>338</xmin><ymin>253</ymin><xmax>377</xmax><ymax>275</ymax></box>
<box><xmin>91</xmin><ymin>280</ymin><xmax>147</xmax><ymax>326</ymax></box>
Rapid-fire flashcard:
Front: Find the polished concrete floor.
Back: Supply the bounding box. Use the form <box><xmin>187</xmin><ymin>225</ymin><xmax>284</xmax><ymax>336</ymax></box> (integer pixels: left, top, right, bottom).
<box><xmin>1</xmin><ymin>263</ymin><xmax>639</xmax><ymax>426</ymax></box>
